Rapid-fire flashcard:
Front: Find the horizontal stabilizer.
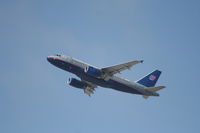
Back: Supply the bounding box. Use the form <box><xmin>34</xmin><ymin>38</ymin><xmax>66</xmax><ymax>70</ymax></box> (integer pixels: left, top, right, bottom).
<box><xmin>142</xmin><ymin>86</ymin><xmax>165</xmax><ymax>99</ymax></box>
<box><xmin>145</xmin><ymin>86</ymin><xmax>166</xmax><ymax>92</ymax></box>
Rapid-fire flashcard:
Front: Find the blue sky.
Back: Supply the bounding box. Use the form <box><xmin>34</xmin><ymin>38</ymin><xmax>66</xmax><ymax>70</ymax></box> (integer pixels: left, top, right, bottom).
<box><xmin>0</xmin><ymin>0</ymin><xmax>200</xmax><ymax>133</ymax></box>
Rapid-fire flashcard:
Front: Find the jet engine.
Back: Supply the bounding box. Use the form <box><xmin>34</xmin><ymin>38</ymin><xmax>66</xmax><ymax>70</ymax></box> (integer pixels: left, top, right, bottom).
<box><xmin>67</xmin><ymin>78</ymin><xmax>95</xmax><ymax>96</ymax></box>
<box><xmin>68</xmin><ymin>78</ymin><xmax>87</xmax><ymax>89</ymax></box>
<box><xmin>84</xmin><ymin>66</ymin><xmax>103</xmax><ymax>77</ymax></box>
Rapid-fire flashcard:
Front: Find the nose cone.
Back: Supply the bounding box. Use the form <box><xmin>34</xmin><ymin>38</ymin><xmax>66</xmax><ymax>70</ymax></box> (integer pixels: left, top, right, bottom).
<box><xmin>47</xmin><ymin>56</ymin><xmax>53</xmax><ymax>63</ymax></box>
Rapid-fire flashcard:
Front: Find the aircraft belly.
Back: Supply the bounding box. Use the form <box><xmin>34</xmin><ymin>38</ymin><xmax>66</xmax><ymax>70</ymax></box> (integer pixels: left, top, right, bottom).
<box><xmin>107</xmin><ymin>80</ymin><xmax>142</xmax><ymax>95</ymax></box>
<box><xmin>78</xmin><ymin>74</ymin><xmax>142</xmax><ymax>95</ymax></box>
<box><xmin>78</xmin><ymin>73</ymin><xmax>110</xmax><ymax>88</ymax></box>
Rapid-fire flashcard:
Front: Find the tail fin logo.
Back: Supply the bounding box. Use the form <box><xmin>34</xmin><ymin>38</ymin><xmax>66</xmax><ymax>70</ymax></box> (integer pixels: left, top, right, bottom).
<box><xmin>149</xmin><ymin>75</ymin><xmax>156</xmax><ymax>81</ymax></box>
<box><xmin>137</xmin><ymin>70</ymin><xmax>161</xmax><ymax>87</ymax></box>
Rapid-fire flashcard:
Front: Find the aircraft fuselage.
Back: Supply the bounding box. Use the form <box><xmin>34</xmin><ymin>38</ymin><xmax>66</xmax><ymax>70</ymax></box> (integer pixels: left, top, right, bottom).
<box><xmin>47</xmin><ymin>55</ymin><xmax>159</xmax><ymax>96</ymax></box>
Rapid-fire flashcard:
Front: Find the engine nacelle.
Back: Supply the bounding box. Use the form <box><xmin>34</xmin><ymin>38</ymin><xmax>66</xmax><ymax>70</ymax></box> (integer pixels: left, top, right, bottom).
<box><xmin>68</xmin><ymin>78</ymin><xmax>87</xmax><ymax>89</ymax></box>
<box><xmin>84</xmin><ymin>66</ymin><xmax>103</xmax><ymax>77</ymax></box>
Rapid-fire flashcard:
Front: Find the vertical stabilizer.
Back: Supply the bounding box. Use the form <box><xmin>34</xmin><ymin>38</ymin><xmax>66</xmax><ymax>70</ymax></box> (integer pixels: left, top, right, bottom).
<box><xmin>137</xmin><ymin>70</ymin><xmax>161</xmax><ymax>87</ymax></box>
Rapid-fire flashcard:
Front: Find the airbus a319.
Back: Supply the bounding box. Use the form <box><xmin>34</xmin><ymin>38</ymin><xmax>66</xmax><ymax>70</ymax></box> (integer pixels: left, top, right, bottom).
<box><xmin>47</xmin><ymin>54</ymin><xmax>165</xmax><ymax>99</ymax></box>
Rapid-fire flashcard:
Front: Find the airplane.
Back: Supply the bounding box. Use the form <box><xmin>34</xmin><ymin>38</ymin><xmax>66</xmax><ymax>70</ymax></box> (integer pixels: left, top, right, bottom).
<box><xmin>47</xmin><ymin>54</ymin><xmax>165</xmax><ymax>99</ymax></box>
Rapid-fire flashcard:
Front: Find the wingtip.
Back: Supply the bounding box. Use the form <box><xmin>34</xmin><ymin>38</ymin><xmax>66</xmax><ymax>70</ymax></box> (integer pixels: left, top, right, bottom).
<box><xmin>140</xmin><ymin>60</ymin><xmax>144</xmax><ymax>63</ymax></box>
<box><xmin>157</xmin><ymin>85</ymin><xmax>166</xmax><ymax>89</ymax></box>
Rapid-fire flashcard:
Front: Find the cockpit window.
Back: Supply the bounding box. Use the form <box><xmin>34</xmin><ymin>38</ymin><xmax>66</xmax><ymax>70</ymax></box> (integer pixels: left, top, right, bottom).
<box><xmin>56</xmin><ymin>54</ymin><xmax>61</xmax><ymax>57</ymax></box>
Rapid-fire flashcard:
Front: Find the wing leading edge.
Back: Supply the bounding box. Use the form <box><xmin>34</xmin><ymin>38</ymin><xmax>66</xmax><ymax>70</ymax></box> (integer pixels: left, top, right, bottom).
<box><xmin>102</xmin><ymin>60</ymin><xmax>143</xmax><ymax>76</ymax></box>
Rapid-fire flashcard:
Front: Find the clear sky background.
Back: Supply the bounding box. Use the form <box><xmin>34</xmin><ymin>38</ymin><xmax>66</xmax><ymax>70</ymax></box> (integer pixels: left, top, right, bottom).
<box><xmin>1</xmin><ymin>0</ymin><xmax>200</xmax><ymax>133</ymax></box>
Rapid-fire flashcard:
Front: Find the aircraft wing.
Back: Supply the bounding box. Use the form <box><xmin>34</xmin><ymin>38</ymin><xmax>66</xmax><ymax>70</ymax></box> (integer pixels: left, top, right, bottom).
<box><xmin>102</xmin><ymin>60</ymin><xmax>143</xmax><ymax>76</ymax></box>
